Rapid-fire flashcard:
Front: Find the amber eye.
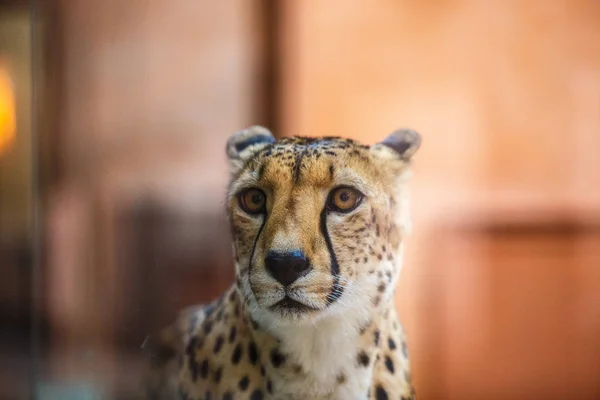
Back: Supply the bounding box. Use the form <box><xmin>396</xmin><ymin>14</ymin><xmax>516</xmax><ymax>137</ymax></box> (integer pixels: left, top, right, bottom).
<box><xmin>239</xmin><ymin>188</ymin><xmax>266</xmax><ymax>214</ymax></box>
<box><xmin>328</xmin><ymin>186</ymin><xmax>363</xmax><ymax>213</ymax></box>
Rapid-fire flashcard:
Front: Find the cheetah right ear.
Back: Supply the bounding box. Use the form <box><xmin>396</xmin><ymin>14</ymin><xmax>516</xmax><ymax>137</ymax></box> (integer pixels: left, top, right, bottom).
<box><xmin>371</xmin><ymin>128</ymin><xmax>422</xmax><ymax>162</ymax></box>
<box><xmin>226</xmin><ymin>125</ymin><xmax>275</xmax><ymax>174</ymax></box>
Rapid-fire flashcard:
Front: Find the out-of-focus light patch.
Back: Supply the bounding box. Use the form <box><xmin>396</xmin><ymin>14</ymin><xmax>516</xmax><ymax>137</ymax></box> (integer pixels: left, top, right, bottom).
<box><xmin>0</xmin><ymin>64</ymin><xmax>16</xmax><ymax>155</ymax></box>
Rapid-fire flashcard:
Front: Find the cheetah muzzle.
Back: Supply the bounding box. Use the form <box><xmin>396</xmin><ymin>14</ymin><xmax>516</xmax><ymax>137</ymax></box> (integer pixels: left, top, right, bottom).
<box><xmin>143</xmin><ymin>126</ymin><xmax>421</xmax><ymax>400</ymax></box>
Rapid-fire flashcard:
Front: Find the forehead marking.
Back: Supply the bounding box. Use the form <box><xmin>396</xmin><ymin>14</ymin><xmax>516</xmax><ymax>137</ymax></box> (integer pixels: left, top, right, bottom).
<box><xmin>293</xmin><ymin>147</ymin><xmax>308</xmax><ymax>184</ymax></box>
<box><xmin>241</xmin><ymin>137</ymin><xmax>370</xmax><ymax>190</ymax></box>
<box><xmin>257</xmin><ymin>162</ymin><xmax>267</xmax><ymax>181</ymax></box>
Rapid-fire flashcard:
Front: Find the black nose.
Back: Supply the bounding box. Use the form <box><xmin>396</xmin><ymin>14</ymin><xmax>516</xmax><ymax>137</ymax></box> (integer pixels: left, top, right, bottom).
<box><xmin>265</xmin><ymin>250</ymin><xmax>311</xmax><ymax>286</ymax></box>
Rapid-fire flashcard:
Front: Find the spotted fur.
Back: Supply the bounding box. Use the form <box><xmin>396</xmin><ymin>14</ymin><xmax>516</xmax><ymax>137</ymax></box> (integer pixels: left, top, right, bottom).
<box><xmin>143</xmin><ymin>126</ymin><xmax>421</xmax><ymax>400</ymax></box>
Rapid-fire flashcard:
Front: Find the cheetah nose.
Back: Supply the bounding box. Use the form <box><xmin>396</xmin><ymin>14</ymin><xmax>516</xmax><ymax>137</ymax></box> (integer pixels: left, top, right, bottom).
<box><xmin>265</xmin><ymin>250</ymin><xmax>311</xmax><ymax>286</ymax></box>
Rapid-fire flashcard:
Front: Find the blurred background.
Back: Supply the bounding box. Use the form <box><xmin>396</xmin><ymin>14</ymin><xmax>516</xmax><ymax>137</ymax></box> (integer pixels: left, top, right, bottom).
<box><xmin>0</xmin><ymin>0</ymin><xmax>599</xmax><ymax>399</ymax></box>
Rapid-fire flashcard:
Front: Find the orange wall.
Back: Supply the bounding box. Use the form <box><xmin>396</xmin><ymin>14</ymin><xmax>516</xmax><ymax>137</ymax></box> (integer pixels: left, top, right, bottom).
<box><xmin>279</xmin><ymin>1</ymin><xmax>600</xmax><ymax>399</ymax></box>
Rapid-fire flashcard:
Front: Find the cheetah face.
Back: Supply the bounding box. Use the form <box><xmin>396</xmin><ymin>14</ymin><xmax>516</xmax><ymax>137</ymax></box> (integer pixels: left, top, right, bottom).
<box><xmin>226</xmin><ymin>126</ymin><xmax>420</xmax><ymax>327</ymax></box>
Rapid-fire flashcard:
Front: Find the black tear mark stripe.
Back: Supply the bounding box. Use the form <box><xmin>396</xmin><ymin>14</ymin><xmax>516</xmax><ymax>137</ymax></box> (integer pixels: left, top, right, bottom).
<box><xmin>247</xmin><ymin>210</ymin><xmax>268</xmax><ymax>299</ymax></box>
<box><xmin>319</xmin><ymin>205</ymin><xmax>344</xmax><ymax>305</ymax></box>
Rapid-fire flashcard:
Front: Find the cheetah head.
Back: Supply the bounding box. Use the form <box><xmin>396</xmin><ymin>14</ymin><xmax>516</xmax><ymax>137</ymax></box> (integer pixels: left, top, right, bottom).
<box><xmin>225</xmin><ymin>126</ymin><xmax>421</xmax><ymax>328</ymax></box>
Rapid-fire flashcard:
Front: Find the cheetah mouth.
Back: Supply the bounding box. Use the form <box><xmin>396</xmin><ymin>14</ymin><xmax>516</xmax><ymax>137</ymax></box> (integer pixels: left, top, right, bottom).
<box><xmin>270</xmin><ymin>296</ymin><xmax>320</xmax><ymax>313</ymax></box>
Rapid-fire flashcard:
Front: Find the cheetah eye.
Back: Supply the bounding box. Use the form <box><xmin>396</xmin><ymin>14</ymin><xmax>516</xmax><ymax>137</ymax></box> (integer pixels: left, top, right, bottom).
<box><xmin>328</xmin><ymin>186</ymin><xmax>364</xmax><ymax>213</ymax></box>
<box><xmin>239</xmin><ymin>188</ymin><xmax>266</xmax><ymax>215</ymax></box>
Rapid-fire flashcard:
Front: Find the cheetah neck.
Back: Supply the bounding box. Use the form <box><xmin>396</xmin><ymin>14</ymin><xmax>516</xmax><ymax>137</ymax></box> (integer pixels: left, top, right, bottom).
<box><xmin>248</xmin><ymin>296</ymin><xmax>395</xmax><ymax>397</ymax></box>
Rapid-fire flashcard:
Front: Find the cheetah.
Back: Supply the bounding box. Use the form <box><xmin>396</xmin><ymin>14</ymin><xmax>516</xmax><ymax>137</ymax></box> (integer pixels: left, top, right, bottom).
<box><xmin>143</xmin><ymin>126</ymin><xmax>421</xmax><ymax>400</ymax></box>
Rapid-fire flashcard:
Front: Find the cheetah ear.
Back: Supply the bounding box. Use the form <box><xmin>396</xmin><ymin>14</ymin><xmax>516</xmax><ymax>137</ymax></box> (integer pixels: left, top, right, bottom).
<box><xmin>371</xmin><ymin>129</ymin><xmax>421</xmax><ymax>161</ymax></box>
<box><xmin>226</xmin><ymin>125</ymin><xmax>275</xmax><ymax>173</ymax></box>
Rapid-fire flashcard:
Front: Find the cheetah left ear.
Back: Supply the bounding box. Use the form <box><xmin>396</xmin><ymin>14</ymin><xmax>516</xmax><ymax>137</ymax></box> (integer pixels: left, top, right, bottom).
<box><xmin>371</xmin><ymin>129</ymin><xmax>421</xmax><ymax>161</ymax></box>
<box><xmin>226</xmin><ymin>125</ymin><xmax>275</xmax><ymax>174</ymax></box>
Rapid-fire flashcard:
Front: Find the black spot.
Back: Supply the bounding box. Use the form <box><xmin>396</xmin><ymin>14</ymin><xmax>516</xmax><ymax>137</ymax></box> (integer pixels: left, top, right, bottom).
<box><xmin>329</xmin><ymin>164</ymin><xmax>335</xmax><ymax>179</ymax></box>
<box><xmin>359</xmin><ymin>320</ymin><xmax>372</xmax><ymax>335</ymax></box>
<box><xmin>222</xmin><ymin>391</ymin><xmax>234</xmax><ymax>400</ymax></box>
<box><xmin>178</xmin><ymin>387</ymin><xmax>190</xmax><ymax>400</ymax></box>
<box><xmin>213</xmin><ymin>366</ymin><xmax>223</xmax><ymax>383</ymax></box>
<box><xmin>250</xmin><ymin>389</ymin><xmax>264</xmax><ymax>400</ymax></box>
<box><xmin>385</xmin><ymin>355</ymin><xmax>395</xmax><ymax>374</ymax></box>
<box><xmin>238</xmin><ymin>375</ymin><xmax>250</xmax><ymax>391</ymax></box>
<box><xmin>357</xmin><ymin>351</ymin><xmax>370</xmax><ymax>367</ymax></box>
<box><xmin>185</xmin><ymin>337</ymin><xmax>197</xmax><ymax>357</ymax></box>
<box><xmin>213</xmin><ymin>335</ymin><xmax>224</xmax><ymax>354</ymax></box>
<box><xmin>200</xmin><ymin>359</ymin><xmax>209</xmax><ymax>379</ymax></box>
<box><xmin>373</xmin><ymin>296</ymin><xmax>381</xmax><ymax>306</ymax></box>
<box><xmin>260</xmin><ymin>365</ymin><xmax>266</xmax><ymax>376</ymax></box>
<box><xmin>337</xmin><ymin>373</ymin><xmax>346</xmax><ymax>384</ymax></box>
<box><xmin>232</xmin><ymin>343</ymin><xmax>243</xmax><ymax>364</ymax></box>
<box><xmin>267</xmin><ymin>380</ymin><xmax>273</xmax><ymax>393</ymax></box>
<box><xmin>388</xmin><ymin>338</ymin><xmax>397</xmax><ymax>350</ymax></box>
<box><xmin>378</xmin><ymin>283</ymin><xmax>386</xmax><ymax>293</ymax></box>
<box><xmin>185</xmin><ymin>337</ymin><xmax>199</xmax><ymax>381</ymax></box>
<box><xmin>270</xmin><ymin>348</ymin><xmax>286</xmax><ymax>367</ymax></box>
<box><xmin>228</xmin><ymin>326</ymin><xmax>237</xmax><ymax>343</ymax></box>
<box><xmin>375</xmin><ymin>385</ymin><xmax>389</xmax><ymax>400</ymax></box>
<box><xmin>374</xmin><ymin>330</ymin><xmax>380</xmax><ymax>346</ymax></box>
<box><xmin>203</xmin><ymin>320</ymin><xmax>213</xmax><ymax>335</ymax></box>
<box><xmin>248</xmin><ymin>341</ymin><xmax>259</xmax><ymax>365</ymax></box>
